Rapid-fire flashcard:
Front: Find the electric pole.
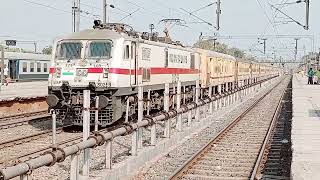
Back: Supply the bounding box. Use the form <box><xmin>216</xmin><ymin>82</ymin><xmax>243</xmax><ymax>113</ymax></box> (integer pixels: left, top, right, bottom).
<box><xmin>72</xmin><ymin>0</ymin><xmax>75</xmax><ymax>32</ymax></box>
<box><xmin>103</xmin><ymin>0</ymin><xmax>107</xmax><ymax>25</ymax></box>
<box><xmin>317</xmin><ymin>48</ymin><xmax>320</xmax><ymax>70</ymax></box>
<box><xmin>258</xmin><ymin>38</ymin><xmax>267</xmax><ymax>54</ymax></box>
<box><xmin>294</xmin><ymin>38</ymin><xmax>299</xmax><ymax>61</ymax></box>
<box><xmin>212</xmin><ymin>38</ymin><xmax>217</xmax><ymax>50</ymax></box>
<box><xmin>216</xmin><ymin>0</ymin><xmax>221</xmax><ymax>30</ymax></box>
<box><xmin>262</xmin><ymin>38</ymin><xmax>267</xmax><ymax>54</ymax></box>
<box><xmin>75</xmin><ymin>0</ymin><xmax>80</xmax><ymax>32</ymax></box>
<box><xmin>305</xmin><ymin>0</ymin><xmax>309</xmax><ymax>30</ymax></box>
<box><xmin>1</xmin><ymin>46</ymin><xmax>4</xmax><ymax>86</ymax></box>
<box><xmin>72</xmin><ymin>0</ymin><xmax>80</xmax><ymax>32</ymax></box>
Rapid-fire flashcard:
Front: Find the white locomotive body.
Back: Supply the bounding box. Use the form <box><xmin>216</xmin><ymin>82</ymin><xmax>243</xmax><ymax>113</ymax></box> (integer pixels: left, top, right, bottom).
<box><xmin>48</xmin><ymin>28</ymin><xmax>202</xmax><ymax>126</ymax></box>
<box><xmin>47</xmin><ymin>24</ymin><xmax>282</xmax><ymax>126</ymax></box>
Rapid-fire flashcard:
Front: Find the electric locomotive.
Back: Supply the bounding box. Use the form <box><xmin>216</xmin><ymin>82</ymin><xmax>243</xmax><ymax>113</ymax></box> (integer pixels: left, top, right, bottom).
<box><xmin>47</xmin><ymin>21</ymin><xmax>282</xmax><ymax>126</ymax></box>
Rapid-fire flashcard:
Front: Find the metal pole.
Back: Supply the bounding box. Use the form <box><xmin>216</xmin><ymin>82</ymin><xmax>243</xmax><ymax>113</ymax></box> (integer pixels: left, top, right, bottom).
<box><xmin>148</xmin><ymin>90</ymin><xmax>156</xmax><ymax>146</ymax></box>
<box><xmin>125</xmin><ymin>98</ymin><xmax>130</xmax><ymax>123</ymax></box>
<box><xmin>217</xmin><ymin>84</ymin><xmax>221</xmax><ymax>109</ymax></box>
<box><xmin>82</xmin><ymin>90</ymin><xmax>90</xmax><ymax>176</ymax></box>
<box><xmin>176</xmin><ymin>81</ymin><xmax>182</xmax><ymax>131</ymax></box>
<box><xmin>262</xmin><ymin>38</ymin><xmax>267</xmax><ymax>54</ymax></box>
<box><xmin>164</xmin><ymin>83</ymin><xmax>170</xmax><ymax>137</ymax></box>
<box><xmin>131</xmin><ymin>130</ymin><xmax>138</xmax><ymax>156</ymax></box>
<box><xmin>94</xmin><ymin>96</ymin><xmax>99</xmax><ymax>131</ymax></box>
<box><xmin>225</xmin><ymin>83</ymin><xmax>229</xmax><ymax>106</ymax></box>
<box><xmin>305</xmin><ymin>0</ymin><xmax>309</xmax><ymax>30</ymax></box>
<box><xmin>51</xmin><ymin>110</ymin><xmax>57</xmax><ymax>145</ymax></box>
<box><xmin>195</xmin><ymin>80</ymin><xmax>200</xmax><ymax>121</ymax></box>
<box><xmin>137</xmin><ymin>85</ymin><xmax>143</xmax><ymax>149</ymax></box>
<box><xmin>105</xmin><ymin>140</ymin><xmax>112</xmax><ymax>169</ymax></box>
<box><xmin>102</xmin><ymin>0</ymin><xmax>107</xmax><ymax>24</ymax></box>
<box><xmin>70</xmin><ymin>153</ymin><xmax>79</xmax><ymax>180</ymax></box>
<box><xmin>209</xmin><ymin>86</ymin><xmax>213</xmax><ymax>114</ymax></box>
<box><xmin>34</xmin><ymin>42</ymin><xmax>37</xmax><ymax>53</ymax></box>
<box><xmin>183</xmin><ymin>86</ymin><xmax>186</xmax><ymax>104</ymax></box>
<box><xmin>216</xmin><ymin>0</ymin><xmax>221</xmax><ymax>30</ymax></box>
<box><xmin>75</xmin><ymin>0</ymin><xmax>80</xmax><ymax>32</ymax></box>
<box><xmin>72</xmin><ymin>0</ymin><xmax>76</xmax><ymax>32</ymax></box>
<box><xmin>147</xmin><ymin>90</ymin><xmax>151</xmax><ymax>116</ymax></box>
<box><xmin>294</xmin><ymin>38</ymin><xmax>299</xmax><ymax>62</ymax></box>
<box><xmin>20</xmin><ymin>174</ymin><xmax>29</xmax><ymax>180</ymax></box>
<box><xmin>1</xmin><ymin>46</ymin><xmax>4</xmax><ymax>86</ymax></box>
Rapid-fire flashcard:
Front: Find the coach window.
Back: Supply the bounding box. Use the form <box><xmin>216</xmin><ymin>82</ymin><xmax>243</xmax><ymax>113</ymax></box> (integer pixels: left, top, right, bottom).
<box><xmin>37</xmin><ymin>62</ymin><xmax>41</xmax><ymax>72</ymax></box>
<box><xmin>43</xmin><ymin>63</ymin><xmax>48</xmax><ymax>72</ymax></box>
<box><xmin>30</xmin><ymin>62</ymin><xmax>35</xmax><ymax>72</ymax></box>
<box><xmin>23</xmin><ymin>62</ymin><xmax>28</xmax><ymax>72</ymax></box>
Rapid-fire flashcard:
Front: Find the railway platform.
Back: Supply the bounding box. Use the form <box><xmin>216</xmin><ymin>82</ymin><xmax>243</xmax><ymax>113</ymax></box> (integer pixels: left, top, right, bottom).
<box><xmin>291</xmin><ymin>74</ymin><xmax>320</xmax><ymax>180</ymax></box>
<box><xmin>0</xmin><ymin>81</ymin><xmax>47</xmax><ymax>101</ymax></box>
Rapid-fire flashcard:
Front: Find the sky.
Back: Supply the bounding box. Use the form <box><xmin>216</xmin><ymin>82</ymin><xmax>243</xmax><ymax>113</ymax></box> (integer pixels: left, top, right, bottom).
<box><xmin>0</xmin><ymin>0</ymin><xmax>319</xmax><ymax>61</ymax></box>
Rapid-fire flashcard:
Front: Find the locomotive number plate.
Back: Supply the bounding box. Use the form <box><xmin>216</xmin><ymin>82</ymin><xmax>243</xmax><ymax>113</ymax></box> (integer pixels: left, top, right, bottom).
<box><xmin>96</xmin><ymin>82</ymin><xmax>107</xmax><ymax>87</ymax></box>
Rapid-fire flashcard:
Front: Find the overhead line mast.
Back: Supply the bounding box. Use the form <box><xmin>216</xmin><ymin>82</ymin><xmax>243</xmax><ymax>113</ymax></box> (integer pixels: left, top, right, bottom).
<box><xmin>216</xmin><ymin>0</ymin><xmax>221</xmax><ymax>30</ymax></box>
<box><xmin>103</xmin><ymin>0</ymin><xmax>107</xmax><ymax>24</ymax></box>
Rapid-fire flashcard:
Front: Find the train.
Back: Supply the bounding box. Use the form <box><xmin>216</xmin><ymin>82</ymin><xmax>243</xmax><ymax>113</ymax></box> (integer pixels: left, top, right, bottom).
<box><xmin>46</xmin><ymin>22</ymin><xmax>282</xmax><ymax>126</ymax></box>
<box><xmin>0</xmin><ymin>52</ymin><xmax>50</xmax><ymax>81</ymax></box>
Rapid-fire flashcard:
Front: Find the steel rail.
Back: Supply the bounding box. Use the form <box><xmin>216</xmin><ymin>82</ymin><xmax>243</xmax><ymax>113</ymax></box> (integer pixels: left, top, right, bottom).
<box><xmin>0</xmin><ymin>127</ymin><xmax>66</xmax><ymax>150</ymax></box>
<box><xmin>249</xmin><ymin>80</ymin><xmax>287</xmax><ymax>180</ymax></box>
<box><xmin>0</xmin><ymin>136</ymin><xmax>81</xmax><ymax>167</ymax></box>
<box><xmin>0</xmin><ymin>76</ymin><xmax>278</xmax><ymax>180</ymax></box>
<box><xmin>169</xmin><ymin>76</ymin><xmax>286</xmax><ymax>179</ymax></box>
<box><xmin>0</xmin><ymin>111</ymin><xmax>50</xmax><ymax>130</ymax></box>
<box><xmin>0</xmin><ymin>121</ymin><xmax>133</xmax><ymax>167</ymax></box>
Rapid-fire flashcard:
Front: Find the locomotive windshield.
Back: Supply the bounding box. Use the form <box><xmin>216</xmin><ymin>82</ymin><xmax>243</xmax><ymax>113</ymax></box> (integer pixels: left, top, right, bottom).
<box><xmin>56</xmin><ymin>42</ymin><xmax>82</xmax><ymax>60</ymax></box>
<box><xmin>87</xmin><ymin>41</ymin><xmax>112</xmax><ymax>59</ymax></box>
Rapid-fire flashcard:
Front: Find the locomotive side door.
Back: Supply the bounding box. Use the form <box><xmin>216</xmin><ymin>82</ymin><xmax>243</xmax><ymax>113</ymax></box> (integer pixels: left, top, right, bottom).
<box><xmin>131</xmin><ymin>41</ymin><xmax>137</xmax><ymax>86</ymax></box>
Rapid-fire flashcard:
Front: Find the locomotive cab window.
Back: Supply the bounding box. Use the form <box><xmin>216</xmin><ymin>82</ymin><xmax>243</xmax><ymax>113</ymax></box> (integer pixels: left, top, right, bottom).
<box><xmin>88</xmin><ymin>41</ymin><xmax>112</xmax><ymax>59</ymax></box>
<box><xmin>56</xmin><ymin>42</ymin><xmax>82</xmax><ymax>60</ymax></box>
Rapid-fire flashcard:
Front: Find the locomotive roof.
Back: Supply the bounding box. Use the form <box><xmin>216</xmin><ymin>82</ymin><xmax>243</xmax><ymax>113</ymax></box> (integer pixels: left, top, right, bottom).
<box><xmin>59</xmin><ymin>29</ymin><xmax>127</xmax><ymax>40</ymax></box>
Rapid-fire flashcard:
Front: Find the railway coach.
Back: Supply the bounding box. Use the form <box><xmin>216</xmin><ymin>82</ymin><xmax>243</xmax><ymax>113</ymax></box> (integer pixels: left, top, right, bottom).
<box><xmin>0</xmin><ymin>52</ymin><xmax>50</xmax><ymax>81</ymax></box>
<box><xmin>47</xmin><ymin>22</ymin><xmax>281</xmax><ymax>127</ymax></box>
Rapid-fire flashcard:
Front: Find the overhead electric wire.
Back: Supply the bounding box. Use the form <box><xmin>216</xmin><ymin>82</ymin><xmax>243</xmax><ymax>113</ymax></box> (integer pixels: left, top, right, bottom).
<box><xmin>22</xmin><ymin>0</ymin><xmax>97</xmax><ymax>19</ymax></box>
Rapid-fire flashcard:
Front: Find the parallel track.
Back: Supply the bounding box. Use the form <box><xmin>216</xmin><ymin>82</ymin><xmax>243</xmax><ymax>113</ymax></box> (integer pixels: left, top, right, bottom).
<box><xmin>0</xmin><ymin>111</ymin><xmax>50</xmax><ymax>130</ymax></box>
<box><xmin>0</xmin><ymin>118</ymin><xmax>127</xmax><ymax>167</ymax></box>
<box><xmin>251</xmin><ymin>78</ymin><xmax>292</xmax><ymax>180</ymax></box>
<box><xmin>170</xmin><ymin>77</ymin><xmax>289</xmax><ymax>180</ymax></box>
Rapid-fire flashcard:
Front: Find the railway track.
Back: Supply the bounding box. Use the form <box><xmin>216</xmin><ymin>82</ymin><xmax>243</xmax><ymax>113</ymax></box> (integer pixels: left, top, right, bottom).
<box><xmin>0</xmin><ymin>111</ymin><xmax>50</xmax><ymax>130</ymax></box>
<box><xmin>0</xmin><ymin>118</ymin><xmax>130</xmax><ymax>167</ymax></box>
<box><xmin>251</xmin><ymin>78</ymin><xmax>292</xmax><ymax>180</ymax></box>
<box><xmin>169</xmin><ymin>76</ymin><xmax>289</xmax><ymax>180</ymax></box>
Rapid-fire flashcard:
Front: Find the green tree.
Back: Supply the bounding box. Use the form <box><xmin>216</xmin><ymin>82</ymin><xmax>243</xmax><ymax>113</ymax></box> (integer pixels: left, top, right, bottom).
<box><xmin>42</xmin><ymin>46</ymin><xmax>52</xmax><ymax>55</ymax></box>
<box><xmin>193</xmin><ymin>40</ymin><xmax>246</xmax><ymax>59</ymax></box>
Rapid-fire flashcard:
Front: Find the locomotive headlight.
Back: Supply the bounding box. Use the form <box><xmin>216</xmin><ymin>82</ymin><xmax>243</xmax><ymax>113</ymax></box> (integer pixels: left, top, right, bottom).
<box><xmin>55</xmin><ymin>68</ymin><xmax>61</xmax><ymax>78</ymax></box>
